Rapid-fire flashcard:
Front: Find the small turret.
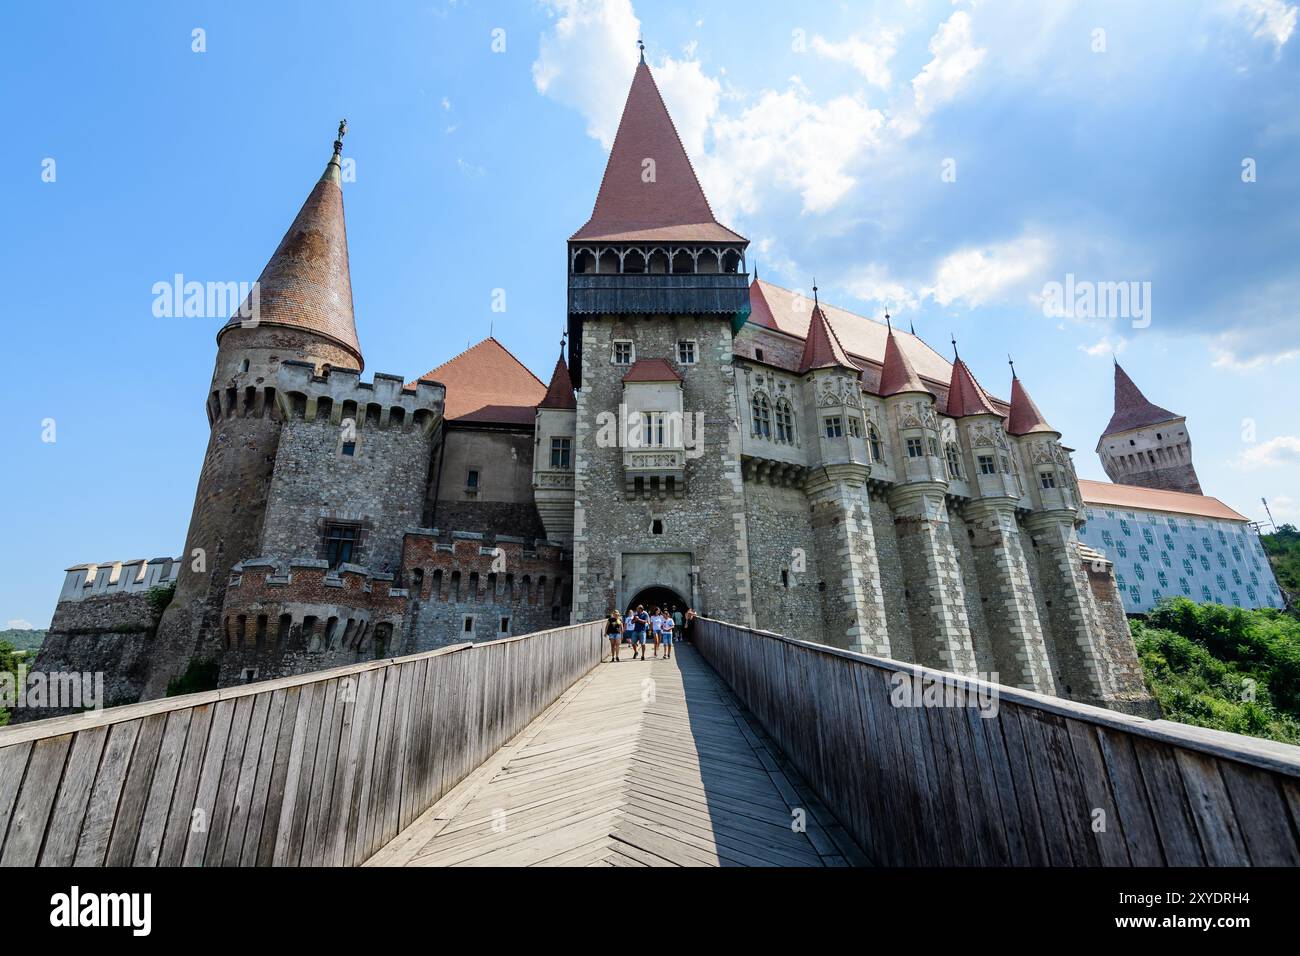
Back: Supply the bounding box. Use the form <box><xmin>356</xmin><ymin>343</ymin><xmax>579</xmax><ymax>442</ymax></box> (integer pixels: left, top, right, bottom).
<box><xmin>1096</xmin><ymin>361</ymin><xmax>1201</xmax><ymax>494</ymax></box>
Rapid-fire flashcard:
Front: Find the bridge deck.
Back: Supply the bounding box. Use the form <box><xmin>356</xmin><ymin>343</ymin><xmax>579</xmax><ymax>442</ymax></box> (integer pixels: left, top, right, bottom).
<box><xmin>368</xmin><ymin>646</ymin><xmax>866</xmax><ymax>867</ymax></box>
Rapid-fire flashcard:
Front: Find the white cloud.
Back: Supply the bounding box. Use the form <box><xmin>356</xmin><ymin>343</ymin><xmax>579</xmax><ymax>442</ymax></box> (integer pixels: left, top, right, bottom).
<box><xmin>532</xmin><ymin>0</ymin><xmax>642</xmax><ymax>149</ymax></box>
<box><xmin>1267</xmin><ymin>494</ymin><xmax>1300</xmax><ymax>523</ymax></box>
<box><xmin>697</xmin><ymin>87</ymin><xmax>885</xmax><ymax>219</ymax></box>
<box><xmin>811</xmin><ymin>32</ymin><xmax>898</xmax><ymax>88</ymax></box>
<box><xmin>1212</xmin><ymin>343</ymin><xmax>1300</xmax><ymax>370</ymax></box>
<box><xmin>6</xmin><ymin>619</ymin><xmax>32</xmax><ymax>630</ymax></box>
<box><xmin>652</xmin><ymin>56</ymin><xmax>721</xmax><ymax>158</ymax></box>
<box><xmin>1233</xmin><ymin>0</ymin><xmax>1297</xmax><ymax>50</ymax></box>
<box><xmin>843</xmin><ymin>263</ymin><xmax>920</xmax><ymax>314</ymax></box>
<box><xmin>1079</xmin><ymin>335</ymin><xmax>1127</xmax><ymax>358</ymax></box>
<box><xmin>911</xmin><ymin>10</ymin><xmax>986</xmax><ymax>115</ymax></box>
<box><xmin>924</xmin><ymin>235</ymin><xmax>1052</xmax><ymax>308</ymax></box>
<box><xmin>1232</xmin><ymin>435</ymin><xmax>1300</xmax><ymax>470</ymax></box>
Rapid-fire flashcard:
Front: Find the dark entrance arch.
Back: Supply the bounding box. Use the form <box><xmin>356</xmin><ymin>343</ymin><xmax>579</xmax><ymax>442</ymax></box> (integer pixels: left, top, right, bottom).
<box><xmin>626</xmin><ymin>586</ymin><xmax>688</xmax><ymax>616</ymax></box>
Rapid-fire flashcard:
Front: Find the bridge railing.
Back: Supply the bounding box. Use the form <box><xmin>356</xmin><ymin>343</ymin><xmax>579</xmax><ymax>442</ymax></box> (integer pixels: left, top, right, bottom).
<box><xmin>693</xmin><ymin>619</ymin><xmax>1300</xmax><ymax>866</ymax></box>
<box><xmin>0</xmin><ymin>620</ymin><xmax>604</xmax><ymax>867</ymax></box>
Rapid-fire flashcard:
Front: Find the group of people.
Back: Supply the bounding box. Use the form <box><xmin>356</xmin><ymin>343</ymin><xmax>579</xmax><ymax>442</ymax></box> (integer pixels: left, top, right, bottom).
<box><xmin>605</xmin><ymin>604</ymin><xmax>695</xmax><ymax>662</ymax></box>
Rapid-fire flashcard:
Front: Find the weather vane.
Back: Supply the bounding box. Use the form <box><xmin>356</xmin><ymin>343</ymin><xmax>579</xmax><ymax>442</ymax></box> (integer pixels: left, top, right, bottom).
<box><xmin>638</xmin><ymin>36</ymin><xmax>645</xmax><ymax>63</ymax></box>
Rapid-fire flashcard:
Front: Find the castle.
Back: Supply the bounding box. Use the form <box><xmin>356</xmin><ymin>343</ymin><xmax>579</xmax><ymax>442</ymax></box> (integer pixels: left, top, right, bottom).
<box><xmin>36</xmin><ymin>57</ymin><xmax>1173</xmax><ymax>716</ymax></box>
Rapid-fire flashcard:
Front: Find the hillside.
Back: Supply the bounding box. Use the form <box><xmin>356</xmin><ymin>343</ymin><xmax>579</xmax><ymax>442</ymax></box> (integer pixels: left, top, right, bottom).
<box><xmin>0</xmin><ymin>628</ymin><xmax>46</xmax><ymax>655</ymax></box>
<box><xmin>1260</xmin><ymin>523</ymin><xmax>1300</xmax><ymax>609</ymax></box>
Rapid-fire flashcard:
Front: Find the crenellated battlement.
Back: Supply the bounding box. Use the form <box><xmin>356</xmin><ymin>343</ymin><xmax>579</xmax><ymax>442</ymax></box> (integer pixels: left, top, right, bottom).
<box><xmin>401</xmin><ymin>529</ymin><xmax>571</xmax><ymax>607</ymax></box>
<box><xmin>275</xmin><ymin>361</ymin><xmax>445</xmax><ymax>433</ymax></box>
<box><xmin>58</xmin><ymin>557</ymin><xmax>180</xmax><ymax>604</ymax></box>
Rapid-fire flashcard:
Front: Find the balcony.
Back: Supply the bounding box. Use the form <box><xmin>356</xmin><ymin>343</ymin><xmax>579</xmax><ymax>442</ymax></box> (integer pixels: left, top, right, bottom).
<box><xmin>623</xmin><ymin>447</ymin><xmax>686</xmax><ymax>495</ymax></box>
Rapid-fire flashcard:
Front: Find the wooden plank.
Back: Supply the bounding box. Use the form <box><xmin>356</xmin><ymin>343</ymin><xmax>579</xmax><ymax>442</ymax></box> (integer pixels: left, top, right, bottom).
<box><xmin>1218</xmin><ymin>760</ymin><xmax>1300</xmax><ymax>865</ymax></box>
<box><xmin>0</xmin><ymin>742</ymin><xmax>33</xmax><ymax>853</ymax></box>
<box><xmin>0</xmin><ymin>733</ymin><xmax>73</xmax><ymax>865</ymax></box>
<box><xmin>133</xmin><ymin>709</ymin><xmax>193</xmax><ymax>866</ymax></box>
<box><xmin>275</xmin><ymin>682</ymin><xmax>323</xmax><ymax>867</ymax></box>
<box><xmin>239</xmin><ymin>688</ymin><xmax>288</xmax><ymax>866</ymax></box>
<box><xmin>77</xmin><ymin>720</ymin><xmax>141</xmax><ymax>866</ymax></box>
<box><xmin>1065</xmin><ymin>721</ymin><xmax>1130</xmax><ymax>866</ymax></box>
<box><xmin>1130</xmin><ymin>735</ymin><xmax>1205</xmax><ymax>866</ymax></box>
<box><xmin>256</xmin><ymin>686</ymin><xmax>302</xmax><ymax>867</ymax></box>
<box><xmin>1095</xmin><ymin>726</ymin><xmax>1164</xmax><ymax>866</ymax></box>
<box><xmin>158</xmin><ymin>703</ymin><xmax>215</xmax><ymax>867</ymax></box>
<box><xmin>1175</xmin><ymin>749</ymin><xmax>1250</xmax><ymax>865</ymax></box>
<box><xmin>37</xmin><ymin>727</ymin><xmax>108</xmax><ymax>866</ymax></box>
<box><xmin>200</xmin><ymin>696</ymin><xmax>253</xmax><ymax>866</ymax></box>
<box><xmin>104</xmin><ymin>713</ymin><xmax>168</xmax><ymax>866</ymax></box>
<box><xmin>301</xmin><ymin>679</ymin><xmax>341</xmax><ymax>867</ymax></box>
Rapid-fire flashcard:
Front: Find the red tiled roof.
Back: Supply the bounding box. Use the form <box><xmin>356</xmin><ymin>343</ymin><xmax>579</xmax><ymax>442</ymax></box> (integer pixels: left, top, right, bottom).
<box><xmin>1078</xmin><ymin>479</ymin><xmax>1248</xmax><ymax>522</ymax></box>
<box><xmin>877</xmin><ymin>327</ymin><xmax>931</xmax><ymax>397</ymax></box>
<box><xmin>410</xmin><ymin>337</ymin><xmax>545</xmax><ymax>426</ymax></box>
<box><xmin>622</xmin><ymin>358</ymin><xmax>682</xmax><ymax>383</ymax></box>
<box><xmin>219</xmin><ymin>151</ymin><xmax>363</xmax><ymax>367</ymax></box>
<box><xmin>945</xmin><ymin>358</ymin><xmax>1000</xmax><ymax>417</ymax></box>
<box><xmin>570</xmin><ymin>60</ymin><xmax>745</xmax><ymax>244</ymax></box>
<box><xmin>539</xmin><ymin>353</ymin><xmax>576</xmax><ymax>410</ymax></box>
<box><xmin>1006</xmin><ymin>375</ymin><xmax>1056</xmax><ymax>435</ymax></box>
<box><xmin>797</xmin><ymin>302</ymin><xmax>854</xmax><ymax>373</ymax></box>
<box><xmin>1103</xmin><ymin>362</ymin><xmax>1181</xmax><ymax>437</ymax></box>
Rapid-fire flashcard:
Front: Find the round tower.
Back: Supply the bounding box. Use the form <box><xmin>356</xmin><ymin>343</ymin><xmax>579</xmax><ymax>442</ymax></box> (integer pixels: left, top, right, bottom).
<box><xmin>147</xmin><ymin>126</ymin><xmax>365</xmax><ymax>697</ymax></box>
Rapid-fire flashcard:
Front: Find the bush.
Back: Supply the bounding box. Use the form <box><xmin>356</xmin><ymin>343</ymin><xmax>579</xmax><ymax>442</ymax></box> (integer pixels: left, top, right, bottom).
<box><xmin>165</xmin><ymin>657</ymin><xmax>219</xmax><ymax>697</ymax></box>
<box><xmin>1134</xmin><ymin>597</ymin><xmax>1300</xmax><ymax>745</ymax></box>
<box><xmin>146</xmin><ymin>582</ymin><xmax>177</xmax><ymax>618</ymax></box>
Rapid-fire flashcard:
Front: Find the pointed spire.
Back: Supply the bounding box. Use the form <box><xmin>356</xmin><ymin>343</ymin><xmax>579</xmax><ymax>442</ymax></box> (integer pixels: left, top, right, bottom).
<box><xmin>798</xmin><ymin>291</ymin><xmax>854</xmax><ymax>373</ymax></box>
<box><xmin>945</xmin><ymin>356</ymin><xmax>999</xmax><ymax>418</ymax></box>
<box><xmin>1103</xmin><ymin>362</ymin><xmax>1181</xmax><ymax>436</ymax></box>
<box><xmin>570</xmin><ymin>59</ymin><xmax>744</xmax><ymax>243</ymax></box>
<box><xmin>1006</xmin><ymin>363</ymin><xmax>1057</xmax><ymax>436</ymax></box>
<box><xmin>219</xmin><ymin>126</ymin><xmax>362</xmax><ymax>367</ymax></box>
<box><xmin>539</xmin><ymin>345</ymin><xmax>577</xmax><ymax>410</ymax></box>
<box><xmin>878</xmin><ymin>322</ymin><xmax>930</xmax><ymax>397</ymax></box>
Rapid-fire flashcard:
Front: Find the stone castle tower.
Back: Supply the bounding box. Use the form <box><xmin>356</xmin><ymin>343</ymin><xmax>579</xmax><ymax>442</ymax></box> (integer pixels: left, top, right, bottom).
<box><xmin>566</xmin><ymin>54</ymin><xmax>755</xmax><ymax>623</ymax></box>
<box><xmin>1096</xmin><ymin>361</ymin><xmax>1201</xmax><ymax>495</ymax></box>
<box><xmin>147</xmin><ymin>131</ymin><xmax>365</xmax><ymax>696</ymax></box>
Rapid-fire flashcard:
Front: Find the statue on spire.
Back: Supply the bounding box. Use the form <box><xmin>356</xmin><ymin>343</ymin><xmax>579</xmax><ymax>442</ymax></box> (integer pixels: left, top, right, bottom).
<box><xmin>334</xmin><ymin>118</ymin><xmax>348</xmax><ymax>156</ymax></box>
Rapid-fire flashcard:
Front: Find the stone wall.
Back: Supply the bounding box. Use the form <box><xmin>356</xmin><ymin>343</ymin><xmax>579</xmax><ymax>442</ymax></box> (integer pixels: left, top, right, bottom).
<box><xmin>742</xmin><ymin>477</ymin><xmax>823</xmax><ymax>641</ymax></box>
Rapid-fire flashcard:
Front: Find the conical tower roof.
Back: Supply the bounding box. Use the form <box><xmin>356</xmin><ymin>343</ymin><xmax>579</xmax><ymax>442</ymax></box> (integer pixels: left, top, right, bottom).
<box><xmin>798</xmin><ymin>294</ymin><xmax>854</xmax><ymax>373</ymax></box>
<box><xmin>1006</xmin><ymin>373</ymin><xmax>1057</xmax><ymax>435</ymax></box>
<box><xmin>945</xmin><ymin>357</ymin><xmax>999</xmax><ymax>418</ymax></box>
<box><xmin>878</xmin><ymin>324</ymin><xmax>931</xmax><ymax>396</ymax></box>
<box><xmin>539</xmin><ymin>350</ymin><xmax>577</xmax><ymax>410</ymax></box>
<box><xmin>1103</xmin><ymin>362</ymin><xmax>1180</xmax><ymax>436</ymax></box>
<box><xmin>219</xmin><ymin>135</ymin><xmax>362</xmax><ymax>367</ymax></box>
<box><xmin>571</xmin><ymin>58</ymin><xmax>744</xmax><ymax>244</ymax></box>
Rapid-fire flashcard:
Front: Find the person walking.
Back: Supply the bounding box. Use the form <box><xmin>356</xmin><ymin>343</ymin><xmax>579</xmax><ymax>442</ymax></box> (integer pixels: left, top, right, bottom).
<box><xmin>632</xmin><ymin>605</ymin><xmax>649</xmax><ymax>660</ymax></box>
<box><xmin>661</xmin><ymin>612</ymin><xmax>675</xmax><ymax>659</ymax></box>
<box><xmin>624</xmin><ymin>607</ymin><xmax>636</xmax><ymax>651</ymax></box>
<box><xmin>684</xmin><ymin>607</ymin><xmax>696</xmax><ymax>644</ymax></box>
<box><xmin>671</xmin><ymin>605</ymin><xmax>684</xmax><ymax>642</ymax></box>
<box><xmin>605</xmin><ymin>608</ymin><xmax>624</xmax><ymax>662</ymax></box>
<box><xmin>650</xmin><ymin>606</ymin><xmax>664</xmax><ymax>659</ymax></box>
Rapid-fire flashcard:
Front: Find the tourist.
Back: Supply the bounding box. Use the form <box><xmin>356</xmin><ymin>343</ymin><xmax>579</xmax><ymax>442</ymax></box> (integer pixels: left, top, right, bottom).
<box><xmin>671</xmin><ymin>605</ymin><xmax>684</xmax><ymax>640</ymax></box>
<box><xmin>661</xmin><ymin>612</ymin><xmax>675</xmax><ymax>659</ymax></box>
<box><xmin>650</xmin><ymin>606</ymin><xmax>666</xmax><ymax>658</ymax></box>
<box><xmin>684</xmin><ymin>607</ymin><xmax>696</xmax><ymax>643</ymax></box>
<box><xmin>624</xmin><ymin>607</ymin><xmax>636</xmax><ymax>649</ymax></box>
<box><xmin>605</xmin><ymin>608</ymin><xmax>624</xmax><ymax>662</ymax></box>
<box><xmin>633</xmin><ymin>604</ymin><xmax>649</xmax><ymax>659</ymax></box>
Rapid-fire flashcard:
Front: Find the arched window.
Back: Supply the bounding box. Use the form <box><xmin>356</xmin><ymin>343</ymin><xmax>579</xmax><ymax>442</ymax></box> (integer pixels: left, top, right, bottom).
<box><xmin>775</xmin><ymin>399</ymin><xmax>794</xmax><ymax>443</ymax></box>
<box><xmin>944</xmin><ymin>441</ymin><xmax>962</xmax><ymax>479</ymax></box>
<box><xmin>867</xmin><ymin>424</ymin><xmax>884</xmax><ymax>463</ymax></box>
<box><xmin>751</xmin><ymin>393</ymin><xmax>771</xmax><ymax>439</ymax></box>
<box><xmin>671</xmin><ymin>249</ymin><xmax>695</xmax><ymax>274</ymax></box>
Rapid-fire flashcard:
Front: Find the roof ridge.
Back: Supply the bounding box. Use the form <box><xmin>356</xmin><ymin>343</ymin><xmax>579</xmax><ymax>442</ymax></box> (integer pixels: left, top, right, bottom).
<box><xmin>418</xmin><ymin>336</ymin><xmax>544</xmax><ymax>390</ymax></box>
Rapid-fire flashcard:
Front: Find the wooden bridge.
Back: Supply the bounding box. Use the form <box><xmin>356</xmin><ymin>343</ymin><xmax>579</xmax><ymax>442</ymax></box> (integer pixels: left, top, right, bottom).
<box><xmin>2</xmin><ymin>619</ymin><xmax>1299</xmax><ymax>867</ymax></box>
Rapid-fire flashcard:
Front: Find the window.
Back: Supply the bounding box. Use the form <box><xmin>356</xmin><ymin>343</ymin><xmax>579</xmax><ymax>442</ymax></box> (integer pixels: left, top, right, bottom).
<box><xmin>1000</xmin><ymin>455</ymin><xmax>1011</xmax><ymax>474</ymax></box>
<box><xmin>241</xmin><ymin>667</ymin><xmax>258</xmax><ymax>684</ymax></box>
<box><xmin>498</xmin><ymin>617</ymin><xmax>511</xmax><ymax>635</ymax></box>
<box><xmin>927</xmin><ymin>437</ymin><xmax>940</xmax><ymax>457</ymax></box>
<box><xmin>651</xmin><ymin>519</ymin><xmax>664</xmax><ymax>535</ymax></box>
<box><xmin>641</xmin><ymin>412</ymin><xmax>667</xmax><ymax>447</ymax></box>
<box><xmin>945</xmin><ymin>444</ymin><xmax>963</xmax><ymax>479</ymax></box>
<box><xmin>677</xmin><ymin>340</ymin><xmax>697</xmax><ymax>364</ymax></box>
<box><xmin>906</xmin><ymin>438</ymin><xmax>924</xmax><ymax>458</ymax></box>
<box><xmin>466</xmin><ymin>469</ymin><xmax>480</xmax><ymax>491</ymax></box>
<box><xmin>342</xmin><ymin>440</ymin><xmax>356</xmax><ymax>457</ymax></box>
<box><xmin>869</xmin><ymin>425</ymin><xmax>884</xmax><ymax>463</ymax></box>
<box><xmin>848</xmin><ymin>416</ymin><xmax>862</xmax><ymax>438</ymax></box>
<box><xmin>754</xmin><ymin>347</ymin><xmax>764</xmax><ymax>362</ymax></box>
<box><xmin>324</xmin><ymin>525</ymin><xmax>357</xmax><ymax>568</ymax></box>
<box><xmin>824</xmin><ymin>416</ymin><xmax>843</xmax><ymax>438</ymax></box>
<box><xmin>978</xmin><ymin>454</ymin><xmax>996</xmax><ymax>475</ymax></box>
<box><xmin>751</xmin><ymin>394</ymin><xmax>772</xmax><ymax>439</ymax></box>
<box><xmin>462</xmin><ymin>615</ymin><xmax>475</xmax><ymax>633</ymax></box>
<box><xmin>1039</xmin><ymin>470</ymin><xmax>1056</xmax><ymax>489</ymax></box>
<box><xmin>612</xmin><ymin>341</ymin><xmax>634</xmax><ymax>365</ymax></box>
<box><xmin>775</xmin><ymin>400</ymin><xmax>794</xmax><ymax>443</ymax></box>
<box><xmin>550</xmin><ymin>437</ymin><xmax>571</xmax><ymax>469</ymax></box>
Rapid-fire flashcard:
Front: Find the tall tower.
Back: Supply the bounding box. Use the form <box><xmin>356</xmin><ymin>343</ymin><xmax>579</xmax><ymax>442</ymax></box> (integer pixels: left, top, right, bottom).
<box><xmin>1096</xmin><ymin>361</ymin><xmax>1201</xmax><ymax>494</ymax></box>
<box><xmin>147</xmin><ymin>127</ymin><xmax>364</xmax><ymax>696</ymax></box>
<box><xmin>566</xmin><ymin>52</ymin><xmax>752</xmax><ymax>621</ymax></box>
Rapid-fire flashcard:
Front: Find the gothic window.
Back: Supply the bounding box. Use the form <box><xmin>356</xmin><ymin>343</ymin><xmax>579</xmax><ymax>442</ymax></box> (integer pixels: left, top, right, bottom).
<box><xmin>775</xmin><ymin>400</ymin><xmax>794</xmax><ymax>443</ymax></box>
<box><xmin>978</xmin><ymin>454</ymin><xmax>996</xmax><ymax>475</ymax></box>
<box><xmin>945</xmin><ymin>443</ymin><xmax>962</xmax><ymax>480</ymax></box>
<box><xmin>848</xmin><ymin>416</ymin><xmax>862</xmax><ymax>438</ymax></box>
<box><xmin>641</xmin><ymin>412</ymin><xmax>668</xmax><ymax>447</ymax></box>
<box><xmin>751</xmin><ymin>393</ymin><xmax>772</xmax><ymax>439</ymax></box>
<box><xmin>677</xmin><ymin>340</ymin><xmax>697</xmax><ymax>365</ymax></box>
<box><xmin>612</xmin><ymin>341</ymin><xmax>634</xmax><ymax>365</ymax></box>
<box><xmin>870</xmin><ymin>426</ymin><xmax>886</xmax><ymax>464</ymax></box>
<box><xmin>824</xmin><ymin>416</ymin><xmax>843</xmax><ymax>438</ymax></box>
<box><xmin>1039</xmin><ymin>470</ymin><xmax>1056</xmax><ymax>489</ymax></box>
<box><xmin>906</xmin><ymin>438</ymin><xmax>924</xmax><ymax>458</ymax></box>
<box><xmin>323</xmin><ymin>524</ymin><xmax>357</xmax><ymax>568</ymax></box>
<box><xmin>550</xmin><ymin>437</ymin><xmax>571</xmax><ymax>469</ymax></box>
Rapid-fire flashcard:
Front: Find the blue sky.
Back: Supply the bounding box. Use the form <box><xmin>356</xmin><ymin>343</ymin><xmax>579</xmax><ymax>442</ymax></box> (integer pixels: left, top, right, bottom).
<box><xmin>1</xmin><ymin>0</ymin><xmax>1298</xmax><ymax>628</ymax></box>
